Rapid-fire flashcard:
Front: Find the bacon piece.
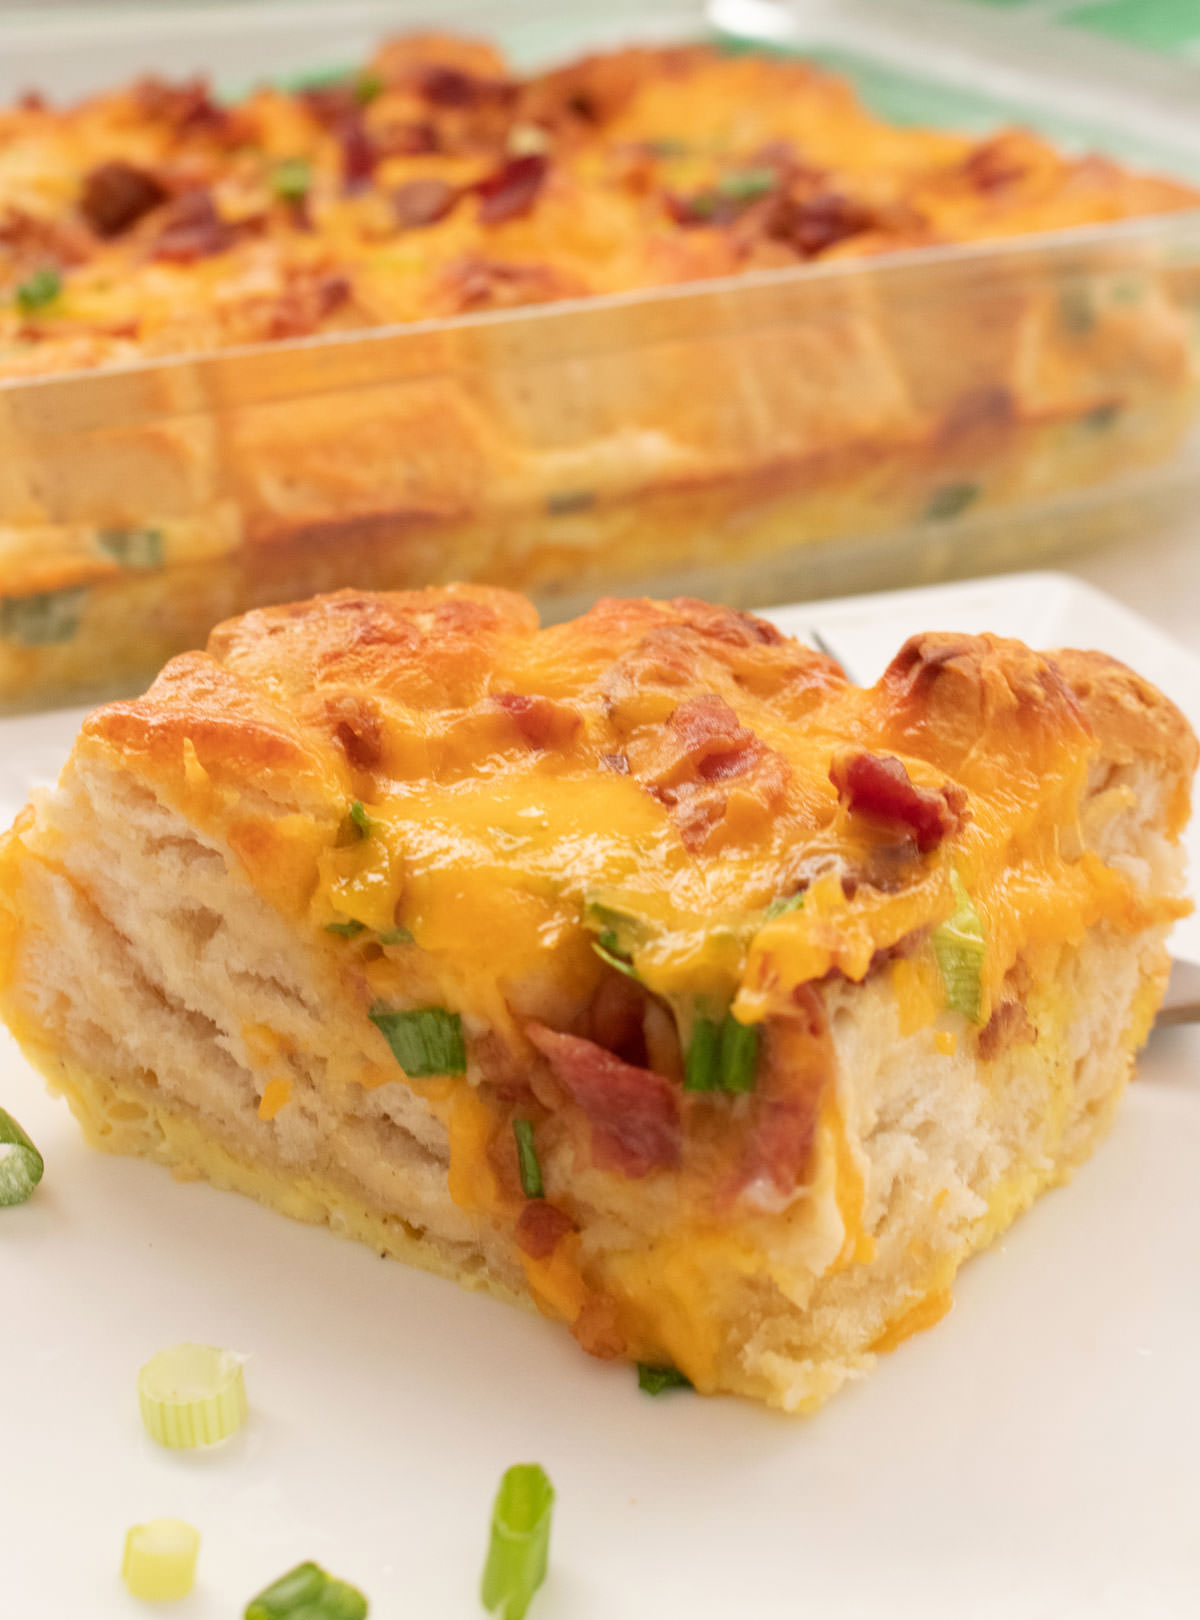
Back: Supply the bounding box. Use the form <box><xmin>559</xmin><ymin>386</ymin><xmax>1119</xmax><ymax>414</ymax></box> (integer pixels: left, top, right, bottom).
<box><xmin>339</xmin><ymin>112</ymin><xmax>377</xmax><ymax>189</ymax></box>
<box><xmin>476</xmin><ymin>154</ymin><xmax>548</xmax><ymax>225</ymax></box>
<box><xmin>80</xmin><ymin>161</ymin><xmax>167</xmax><ymax>238</ymax></box>
<box><xmin>151</xmin><ymin>190</ymin><xmax>231</xmax><ymax>263</ymax></box>
<box><xmin>393</xmin><ymin>177</ymin><xmax>458</xmax><ymax>229</ymax></box>
<box><xmin>668</xmin><ymin>694</ymin><xmax>760</xmax><ymax>779</ymax></box>
<box><xmin>516</xmin><ymin>1199</ymin><xmax>574</xmax><ymax>1260</ymax></box>
<box><xmin>728</xmin><ymin>987</ymin><xmax>829</xmax><ymax>1210</ymax></box>
<box><xmin>525</xmin><ymin>1022</ymin><xmax>681</xmax><ymax>1179</ymax></box>
<box><xmin>493</xmin><ymin>691</ymin><xmax>582</xmax><ymax>751</ymax></box>
<box><xmin>830</xmin><ymin>750</ymin><xmax>966</xmax><ymax>854</ymax></box>
<box><xmin>977</xmin><ymin>999</ymin><xmax>1036</xmax><ymax>1062</ymax></box>
<box><xmin>771</xmin><ymin>190</ymin><xmax>874</xmax><ymax>258</ymax></box>
<box><xmin>325</xmin><ymin>692</ymin><xmax>382</xmax><ymax>768</ymax></box>
<box><xmin>415</xmin><ymin>64</ymin><xmax>516</xmax><ymax>110</ymax></box>
<box><xmin>133</xmin><ymin>76</ymin><xmax>226</xmax><ymax>135</ymax></box>
<box><xmin>962</xmin><ymin>135</ymin><xmax>1028</xmax><ymax>194</ymax></box>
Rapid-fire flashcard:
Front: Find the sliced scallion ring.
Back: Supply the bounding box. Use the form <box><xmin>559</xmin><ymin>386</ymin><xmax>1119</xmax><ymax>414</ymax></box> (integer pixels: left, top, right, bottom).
<box><xmin>637</xmin><ymin>1362</ymin><xmax>693</xmax><ymax>1395</ymax></box>
<box><xmin>481</xmin><ymin>1464</ymin><xmax>554</xmax><ymax>1620</ymax></box>
<box><xmin>932</xmin><ymin>871</ymin><xmax>986</xmax><ymax>1023</ymax></box>
<box><xmin>138</xmin><ymin>1343</ymin><xmax>248</xmax><ymax>1450</ymax></box>
<box><xmin>0</xmin><ymin>1106</ymin><xmax>44</xmax><ymax>1207</ymax></box>
<box><xmin>512</xmin><ymin>1120</ymin><xmax>544</xmax><ymax>1200</ymax></box>
<box><xmin>244</xmin><ymin>1560</ymin><xmax>368</xmax><ymax>1620</ymax></box>
<box><xmin>122</xmin><ymin>1518</ymin><xmax>200</xmax><ymax>1602</ymax></box>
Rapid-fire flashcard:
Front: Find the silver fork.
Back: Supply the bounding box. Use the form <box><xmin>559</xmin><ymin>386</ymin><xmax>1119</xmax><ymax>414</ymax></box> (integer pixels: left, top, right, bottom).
<box><xmin>809</xmin><ymin>626</ymin><xmax>1200</xmax><ymax>1029</ymax></box>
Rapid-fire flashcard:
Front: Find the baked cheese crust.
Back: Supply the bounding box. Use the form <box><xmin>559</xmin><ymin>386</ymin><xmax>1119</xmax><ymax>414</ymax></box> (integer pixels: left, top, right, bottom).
<box><xmin>1</xmin><ymin>37</ymin><xmax>1198</xmax><ymax>706</ymax></box>
<box><xmin>0</xmin><ymin>587</ymin><xmax>1194</xmax><ymax>1408</ymax></box>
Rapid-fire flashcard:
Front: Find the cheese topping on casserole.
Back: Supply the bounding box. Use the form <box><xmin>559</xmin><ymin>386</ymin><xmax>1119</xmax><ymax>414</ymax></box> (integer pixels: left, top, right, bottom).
<box><xmin>1</xmin><ymin>35</ymin><xmax>1195</xmax><ymax>374</ymax></box>
<box><xmin>0</xmin><ymin>587</ymin><xmax>1193</xmax><ymax>1407</ymax></box>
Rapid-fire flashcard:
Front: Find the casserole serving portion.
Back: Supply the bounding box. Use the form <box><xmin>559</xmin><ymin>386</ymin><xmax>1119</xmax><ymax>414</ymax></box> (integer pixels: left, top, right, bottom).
<box><xmin>1</xmin><ymin>32</ymin><xmax>1199</xmax><ymax>708</ymax></box>
<box><xmin>0</xmin><ymin>586</ymin><xmax>1193</xmax><ymax>1409</ymax></box>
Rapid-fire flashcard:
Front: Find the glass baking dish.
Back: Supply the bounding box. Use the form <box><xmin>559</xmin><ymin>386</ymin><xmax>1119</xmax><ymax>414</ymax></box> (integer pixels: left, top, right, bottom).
<box><xmin>2</xmin><ymin>0</ymin><xmax>1199</xmax><ymax>712</ymax></box>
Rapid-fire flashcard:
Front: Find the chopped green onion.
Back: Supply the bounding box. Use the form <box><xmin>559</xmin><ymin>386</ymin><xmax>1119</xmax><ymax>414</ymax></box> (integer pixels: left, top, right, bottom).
<box><xmin>718</xmin><ymin>1015</ymin><xmax>759</xmax><ymax>1094</ymax></box>
<box><xmin>324</xmin><ymin>919</ymin><xmax>367</xmax><ymax>937</ymax></box>
<box><xmin>347</xmin><ymin>800</ymin><xmax>376</xmax><ymax>838</ymax></box>
<box><xmin>684</xmin><ymin>1012</ymin><xmax>759</xmax><ymax>1094</ymax></box>
<box><xmin>0</xmin><ymin>1107</ymin><xmax>44</xmax><ymax>1207</ymax></box>
<box><xmin>376</xmin><ymin>925</ymin><xmax>415</xmax><ymax>946</ymax></box>
<box><xmin>138</xmin><ymin>1343</ymin><xmax>248</xmax><ymax>1450</ymax></box>
<box><xmin>683</xmin><ymin>1016</ymin><xmax>720</xmax><ymax>1093</ymax></box>
<box><xmin>481</xmin><ymin>1464</ymin><xmax>554</xmax><ymax>1620</ymax></box>
<box><xmin>95</xmin><ymin>527</ymin><xmax>165</xmax><ymax>570</ymax></box>
<box><xmin>637</xmin><ymin>1363</ymin><xmax>692</xmax><ymax>1395</ymax></box>
<box><xmin>717</xmin><ymin>167</ymin><xmax>776</xmax><ymax>201</ymax></box>
<box><xmin>512</xmin><ymin>1119</ymin><xmax>544</xmax><ymax>1200</ymax></box>
<box><xmin>763</xmin><ymin>891</ymin><xmax>805</xmax><ymax>921</ymax></box>
<box><xmin>122</xmin><ymin>1518</ymin><xmax>201</xmax><ymax>1602</ymax></box>
<box><xmin>925</xmin><ymin>482</ymin><xmax>979</xmax><ymax>522</ymax></box>
<box><xmin>369</xmin><ymin>1004</ymin><xmax>466</xmax><ymax>1078</ymax></box>
<box><xmin>591</xmin><ymin>930</ymin><xmax>640</xmax><ymax>981</ymax></box>
<box><xmin>244</xmin><ymin>1560</ymin><xmax>368</xmax><ymax>1620</ymax></box>
<box><xmin>15</xmin><ymin>266</ymin><xmax>61</xmax><ymax>313</ymax></box>
<box><xmin>0</xmin><ymin>586</ymin><xmax>86</xmax><ymax>646</ymax></box>
<box><xmin>355</xmin><ymin>71</ymin><xmax>384</xmax><ymax>105</ymax></box>
<box><xmin>272</xmin><ymin>157</ymin><xmax>312</xmax><ymax>202</ymax></box>
<box><xmin>932</xmin><ymin>871</ymin><xmax>986</xmax><ymax>1024</ymax></box>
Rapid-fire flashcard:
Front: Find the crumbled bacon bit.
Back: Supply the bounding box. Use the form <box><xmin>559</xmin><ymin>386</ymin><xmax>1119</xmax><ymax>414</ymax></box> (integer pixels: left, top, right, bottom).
<box><xmin>339</xmin><ymin>112</ymin><xmax>377</xmax><ymax>189</ymax></box>
<box><xmin>415</xmin><ymin>64</ymin><xmax>517</xmax><ymax>109</ymax></box>
<box><xmin>392</xmin><ymin>177</ymin><xmax>459</xmax><ymax>228</ymax></box>
<box><xmin>326</xmin><ymin>692</ymin><xmax>382</xmax><ymax>767</ymax></box>
<box><xmin>516</xmin><ymin>1199</ymin><xmax>574</xmax><ymax>1260</ymax></box>
<box><xmin>494</xmin><ymin>691</ymin><xmax>582</xmax><ymax>750</ymax></box>
<box><xmin>526</xmin><ymin>1021</ymin><xmax>681</xmax><ymax>1178</ymax></box>
<box><xmin>133</xmin><ymin>76</ymin><xmax>226</xmax><ymax>134</ymax></box>
<box><xmin>475</xmin><ymin>154</ymin><xmax>549</xmax><ymax>225</ymax></box>
<box><xmin>150</xmin><ymin>189</ymin><xmax>232</xmax><ymax>262</ymax></box>
<box><xmin>829</xmin><ymin>750</ymin><xmax>967</xmax><ymax>854</ymax></box>
<box><xmin>727</xmin><ymin>987</ymin><xmax>828</xmax><ymax>1210</ymax></box>
<box><xmin>80</xmin><ymin>161</ymin><xmax>167</xmax><ymax>238</ymax></box>
<box><xmin>977</xmin><ymin>999</ymin><xmax>1036</xmax><ymax>1062</ymax></box>
<box><xmin>667</xmin><ymin>694</ymin><xmax>766</xmax><ymax>785</ymax></box>
<box><xmin>962</xmin><ymin>136</ymin><xmax>1027</xmax><ymax>193</ymax></box>
<box><xmin>775</xmin><ymin>190</ymin><xmax>874</xmax><ymax>258</ymax></box>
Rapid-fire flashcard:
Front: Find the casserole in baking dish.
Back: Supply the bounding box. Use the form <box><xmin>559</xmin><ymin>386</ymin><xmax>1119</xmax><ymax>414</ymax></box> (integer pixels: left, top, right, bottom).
<box><xmin>1</xmin><ymin>30</ymin><xmax>1198</xmax><ymax>708</ymax></box>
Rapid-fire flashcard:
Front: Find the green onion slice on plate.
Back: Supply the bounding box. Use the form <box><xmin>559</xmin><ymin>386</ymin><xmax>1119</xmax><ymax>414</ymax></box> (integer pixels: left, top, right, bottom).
<box><xmin>0</xmin><ymin>1107</ymin><xmax>44</xmax><ymax>1207</ymax></box>
<box><xmin>481</xmin><ymin>1464</ymin><xmax>554</xmax><ymax>1620</ymax></box>
<box><xmin>138</xmin><ymin>1342</ymin><xmax>248</xmax><ymax>1450</ymax></box>
<box><xmin>244</xmin><ymin>1560</ymin><xmax>368</xmax><ymax>1619</ymax></box>
<box><xmin>122</xmin><ymin>1519</ymin><xmax>201</xmax><ymax>1602</ymax></box>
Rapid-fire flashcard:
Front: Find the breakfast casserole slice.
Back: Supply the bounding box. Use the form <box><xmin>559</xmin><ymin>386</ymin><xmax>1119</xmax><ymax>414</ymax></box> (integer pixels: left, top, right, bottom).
<box><xmin>0</xmin><ymin>587</ymin><xmax>1193</xmax><ymax>1411</ymax></box>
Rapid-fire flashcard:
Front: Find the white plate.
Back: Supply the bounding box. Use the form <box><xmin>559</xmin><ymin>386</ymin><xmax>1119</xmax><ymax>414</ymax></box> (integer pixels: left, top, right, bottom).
<box><xmin>2</xmin><ymin>571</ymin><xmax>1198</xmax><ymax>1618</ymax></box>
